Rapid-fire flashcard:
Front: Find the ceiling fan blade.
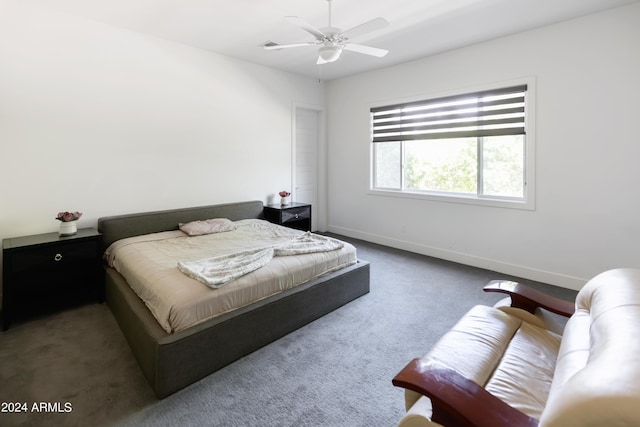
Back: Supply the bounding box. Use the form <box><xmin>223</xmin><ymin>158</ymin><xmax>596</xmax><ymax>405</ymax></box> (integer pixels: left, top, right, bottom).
<box><xmin>285</xmin><ymin>16</ymin><xmax>326</xmax><ymax>40</ymax></box>
<box><xmin>341</xmin><ymin>17</ymin><xmax>388</xmax><ymax>40</ymax></box>
<box><xmin>263</xmin><ymin>41</ymin><xmax>317</xmax><ymax>50</ymax></box>
<box><xmin>343</xmin><ymin>43</ymin><xmax>389</xmax><ymax>57</ymax></box>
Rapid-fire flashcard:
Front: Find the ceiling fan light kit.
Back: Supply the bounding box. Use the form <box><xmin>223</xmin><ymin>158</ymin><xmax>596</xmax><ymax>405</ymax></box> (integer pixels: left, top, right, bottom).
<box><xmin>318</xmin><ymin>45</ymin><xmax>342</xmax><ymax>63</ymax></box>
<box><xmin>264</xmin><ymin>0</ymin><xmax>389</xmax><ymax>65</ymax></box>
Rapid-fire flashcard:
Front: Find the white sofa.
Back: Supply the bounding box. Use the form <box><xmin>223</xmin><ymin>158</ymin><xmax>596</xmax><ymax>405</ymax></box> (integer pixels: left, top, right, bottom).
<box><xmin>393</xmin><ymin>268</ymin><xmax>640</xmax><ymax>427</ymax></box>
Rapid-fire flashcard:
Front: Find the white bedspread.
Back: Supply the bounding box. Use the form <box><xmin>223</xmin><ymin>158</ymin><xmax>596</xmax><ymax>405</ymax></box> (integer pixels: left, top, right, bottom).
<box><xmin>104</xmin><ymin>220</ymin><xmax>357</xmax><ymax>333</ymax></box>
<box><xmin>177</xmin><ymin>232</ymin><xmax>344</xmax><ymax>287</ymax></box>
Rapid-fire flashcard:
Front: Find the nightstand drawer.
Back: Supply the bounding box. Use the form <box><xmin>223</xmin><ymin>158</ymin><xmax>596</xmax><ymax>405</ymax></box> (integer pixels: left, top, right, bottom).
<box><xmin>9</xmin><ymin>240</ymin><xmax>98</xmax><ymax>273</ymax></box>
<box><xmin>263</xmin><ymin>203</ymin><xmax>312</xmax><ymax>232</ymax></box>
<box><xmin>2</xmin><ymin>228</ymin><xmax>103</xmax><ymax>330</ymax></box>
<box><xmin>281</xmin><ymin>206</ymin><xmax>311</xmax><ymax>223</ymax></box>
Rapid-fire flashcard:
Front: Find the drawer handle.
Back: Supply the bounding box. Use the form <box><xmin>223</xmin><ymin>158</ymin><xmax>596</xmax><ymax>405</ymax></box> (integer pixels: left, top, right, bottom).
<box><xmin>54</xmin><ymin>253</ymin><xmax>63</xmax><ymax>262</ymax></box>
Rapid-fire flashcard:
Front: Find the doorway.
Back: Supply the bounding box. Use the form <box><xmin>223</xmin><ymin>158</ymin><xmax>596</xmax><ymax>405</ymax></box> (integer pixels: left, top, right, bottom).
<box><xmin>293</xmin><ymin>104</ymin><xmax>325</xmax><ymax>231</ymax></box>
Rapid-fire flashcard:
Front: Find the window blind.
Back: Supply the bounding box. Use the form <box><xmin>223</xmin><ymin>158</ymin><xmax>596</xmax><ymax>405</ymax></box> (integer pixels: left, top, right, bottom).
<box><xmin>371</xmin><ymin>85</ymin><xmax>526</xmax><ymax>143</ymax></box>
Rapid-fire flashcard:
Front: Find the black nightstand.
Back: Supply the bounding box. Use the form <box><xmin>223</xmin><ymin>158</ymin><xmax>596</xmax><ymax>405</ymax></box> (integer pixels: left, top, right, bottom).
<box><xmin>2</xmin><ymin>228</ymin><xmax>102</xmax><ymax>330</ymax></box>
<box><xmin>263</xmin><ymin>203</ymin><xmax>312</xmax><ymax>232</ymax></box>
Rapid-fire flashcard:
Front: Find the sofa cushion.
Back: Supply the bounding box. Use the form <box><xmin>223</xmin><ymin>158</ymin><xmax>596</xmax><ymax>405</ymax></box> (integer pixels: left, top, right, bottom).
<box><xmin>484</xmin><ymin>320</ymin><xmax>560</xmax><ymax>419</ymax></box>
<box><xmin>426</xmin><ymin>305</ymin><xmax>522</xmax><ymax>385</ymax></box>
<box><xmin>410</xmin><ymin>305</ymin><xmax>561</xmax><ymax>420</ymax></box>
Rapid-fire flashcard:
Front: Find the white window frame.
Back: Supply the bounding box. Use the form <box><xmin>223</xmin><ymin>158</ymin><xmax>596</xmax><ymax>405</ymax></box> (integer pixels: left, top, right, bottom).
<box><xmin>369</xmin><ymin>78</ymin><xmax>536</xmax><ymax>210</ymax></box>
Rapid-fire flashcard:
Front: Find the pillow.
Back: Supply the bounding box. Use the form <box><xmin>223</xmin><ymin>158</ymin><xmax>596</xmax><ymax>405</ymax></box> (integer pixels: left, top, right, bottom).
<box><xmin>179</xmin><ymin>218</ymin><xmax>237</xmax><ymax>236</ymax></box>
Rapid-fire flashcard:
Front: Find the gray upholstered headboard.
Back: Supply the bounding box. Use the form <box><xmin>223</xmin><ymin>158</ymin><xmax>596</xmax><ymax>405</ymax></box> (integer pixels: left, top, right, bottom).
<box><xmin>97</xmin><ymin>200</ymin><xmax>264</xmax><ymax>250</ymax></box>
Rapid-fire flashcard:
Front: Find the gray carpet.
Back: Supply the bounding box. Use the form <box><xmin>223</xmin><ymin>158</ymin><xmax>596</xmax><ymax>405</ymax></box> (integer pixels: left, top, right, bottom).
<box><xmin>0</xmin><ymin>236</ymin><xmax>577</xmax><ymax>427</ymax></box>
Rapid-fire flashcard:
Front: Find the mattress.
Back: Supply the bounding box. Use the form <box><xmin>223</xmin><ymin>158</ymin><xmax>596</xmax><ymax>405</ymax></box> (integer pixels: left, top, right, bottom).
<box><xmin>104</xmin><ymin>219</ymin><xmax>357</xmax><ymax>333</ymax></box>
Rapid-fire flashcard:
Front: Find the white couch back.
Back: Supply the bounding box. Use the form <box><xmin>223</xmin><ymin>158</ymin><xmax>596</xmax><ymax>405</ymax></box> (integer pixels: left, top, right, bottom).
<box><xmin>540</xmin><ymin>268</ymin><xmax>640</xmax><ymax>426</ymax></box>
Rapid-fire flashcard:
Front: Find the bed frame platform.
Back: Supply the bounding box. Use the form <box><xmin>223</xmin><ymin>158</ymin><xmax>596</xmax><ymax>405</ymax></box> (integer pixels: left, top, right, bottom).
<box><xmin>98</xmin><ymin>201</ymin><xmax>370</xmax><ymax>398</ymax></box>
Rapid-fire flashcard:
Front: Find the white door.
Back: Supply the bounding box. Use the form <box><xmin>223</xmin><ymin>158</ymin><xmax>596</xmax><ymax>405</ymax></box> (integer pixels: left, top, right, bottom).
<box><xmin>294</xmin><ymin>107</ymin><xmax>320</xmax><ymax>231</ymax></box>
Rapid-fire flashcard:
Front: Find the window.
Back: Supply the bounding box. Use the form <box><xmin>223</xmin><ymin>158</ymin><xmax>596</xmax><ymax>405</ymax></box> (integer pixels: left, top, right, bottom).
<box><xmin>371</xmin><ymin>83</ymin><xmax>533</xmax><ymax>208</ymax></box>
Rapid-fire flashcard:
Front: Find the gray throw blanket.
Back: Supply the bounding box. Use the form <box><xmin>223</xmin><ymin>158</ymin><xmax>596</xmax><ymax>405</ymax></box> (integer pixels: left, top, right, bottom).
<box><xmin>177</xmin><ymin>232</ymin><xmax>344</xmax><ymax>288</ymax></box>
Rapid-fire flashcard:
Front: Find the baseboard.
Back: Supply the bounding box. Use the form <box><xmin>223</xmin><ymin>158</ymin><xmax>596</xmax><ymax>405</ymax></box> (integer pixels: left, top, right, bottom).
<box><xmin>328</xmin><ymin>225</ymin><xmax>586</xmax><ymax>291</ymax></box>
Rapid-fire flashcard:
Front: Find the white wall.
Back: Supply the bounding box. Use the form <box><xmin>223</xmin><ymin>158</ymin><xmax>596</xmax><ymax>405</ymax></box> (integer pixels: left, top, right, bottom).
<box><xmin>326</xmin><ymin>3</ymin><xmax>640</xmax><ymax>290</ymax></box>
<box><xmin>2</xmin><ymin>2</ymin><xmax>638</xmax><ymax>291</ymax></box>
<box><xmin>0</xmin><ymin>1</ymin><xmax>324</xmax><ymax>246</ymax></box>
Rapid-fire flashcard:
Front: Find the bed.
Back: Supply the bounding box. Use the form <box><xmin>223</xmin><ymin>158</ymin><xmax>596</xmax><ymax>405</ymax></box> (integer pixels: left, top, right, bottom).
<box><xmin>97</xmin><ymin>200</ymin><xmax>370</xmax><ymax>398</ymax></box>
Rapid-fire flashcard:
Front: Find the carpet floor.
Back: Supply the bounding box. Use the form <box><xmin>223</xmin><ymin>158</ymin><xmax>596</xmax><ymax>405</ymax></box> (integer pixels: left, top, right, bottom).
<box><xmin>0</xmin><ymin>235</ymin><xmax>577</xmax><ymax>427</ymax></box>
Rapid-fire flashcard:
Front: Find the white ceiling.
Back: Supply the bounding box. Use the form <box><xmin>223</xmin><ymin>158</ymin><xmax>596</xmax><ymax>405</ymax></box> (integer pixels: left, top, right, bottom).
<box><xmin>25</xmin><ymin>0</ymin><xmax>639</xmax><ymax>81</ymax></box>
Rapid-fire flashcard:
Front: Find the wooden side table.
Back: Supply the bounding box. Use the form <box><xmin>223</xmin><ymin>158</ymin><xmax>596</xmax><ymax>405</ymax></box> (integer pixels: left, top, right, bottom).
<box><xmin>2</xmin><ymin>228</ymin><xmax>102</xmax><ymax>331</ymax></box>
<box><xmin>263</xmin><ymin>203</ymin><xmax>312</xmax><ymax>232</ymax></box>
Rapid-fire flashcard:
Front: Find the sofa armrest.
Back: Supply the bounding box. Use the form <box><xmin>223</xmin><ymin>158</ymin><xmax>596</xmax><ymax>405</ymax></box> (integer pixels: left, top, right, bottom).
<box><xmin>484</xmin><ymin>280</ymin><xmax>575</xmax><ymax>317</ymax></box>
<box><xmin>392</xmin><ymin>359</ymin><xmax>539</xmax><ymax>427</ymax></box>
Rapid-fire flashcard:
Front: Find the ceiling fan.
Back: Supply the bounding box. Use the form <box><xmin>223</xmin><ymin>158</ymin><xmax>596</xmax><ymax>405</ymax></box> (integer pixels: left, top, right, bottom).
<box><xmin>263</xmin><ymin>0</ymin><xmax>389</xmax><ymax>64</ymax></box>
